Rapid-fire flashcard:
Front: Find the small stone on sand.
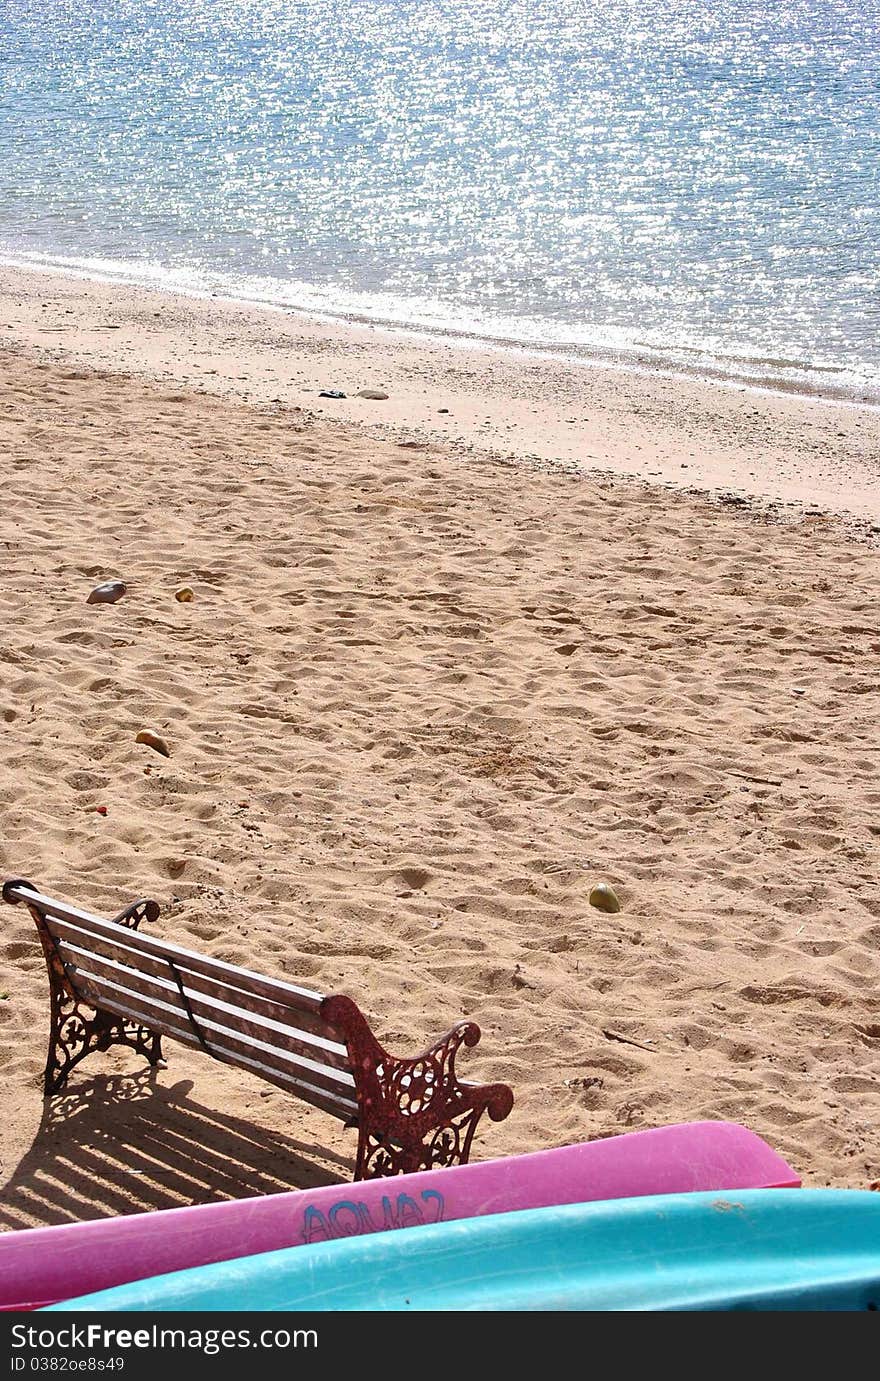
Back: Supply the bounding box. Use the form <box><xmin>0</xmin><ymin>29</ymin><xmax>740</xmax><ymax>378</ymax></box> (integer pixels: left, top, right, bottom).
<box><xmin>589</xmin><ymin>882</ymin><xmax>621</xmax><ymax>913</ymax></box>
<box><xmin>86</xmin><ymin>580</ymin><xmax>126</xmax><ymax>605</ymax></box>
<box><xmin>135</xmin><ymin>730</ymin><xmax>170</xmax><ymax>757</ymax></box>
<box><xmin>358</xmin><ymin>389</ymin><xmax>389</xmax><ymax>400</ymax></box>
<box><xmin>175</xmin><ymin>586</ymin><xmax>195</xmax><ymax>602</ymax></box>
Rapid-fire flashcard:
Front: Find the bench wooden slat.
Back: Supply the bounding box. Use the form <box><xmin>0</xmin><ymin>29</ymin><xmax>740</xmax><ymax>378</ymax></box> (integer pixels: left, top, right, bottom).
<box><xmin>67</xmin><ymin>964</ymin><xmax>356</xmax><ymax>1103</ymax></box>
<box><xmin>77</xmin><ymin>983</ymin><xmax>359</xmax><ymax>1122</ymax></box>
<box><xmin>198</xmin><ymin>1057</ymin><xmax>358</xmax><ymax>1124</ymax></box>
<box><xmin>56</xmin><ymin>936</ymin><xmax>352</xmax><ymax>1078</ymax></box>
<box><xmin>69</xmin><ymin>973</ymin><xmax>359</xmax><ymax>1118</ymax></box>
<box><xmin>48</xmin><ymin>918</ymin><xmax>349</xmax><ymax>1068</ymax></box>
<box><xmin>16</xmin><ymin>885</ymin><xmax>332</xmax><ymax>1021</ymax></box>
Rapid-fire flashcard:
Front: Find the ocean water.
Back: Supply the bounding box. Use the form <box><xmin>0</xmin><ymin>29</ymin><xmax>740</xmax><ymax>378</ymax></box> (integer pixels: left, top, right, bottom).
<box><xmin>1</xmin><ymin>0</ymin><xmax>878</xmax><ymax>396</ymax></box>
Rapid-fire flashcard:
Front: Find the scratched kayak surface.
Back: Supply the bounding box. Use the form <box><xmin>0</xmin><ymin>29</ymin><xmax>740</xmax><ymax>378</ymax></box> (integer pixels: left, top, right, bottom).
<box><xmin>2</xmin><ymin>1120</ymin><xmax>798</xmax><ymax>1310</ymax></box>
<box><xmin>48</xmin><ymin>1190</ymin><xmax>880</xmax><ymax>1312</ymax></box>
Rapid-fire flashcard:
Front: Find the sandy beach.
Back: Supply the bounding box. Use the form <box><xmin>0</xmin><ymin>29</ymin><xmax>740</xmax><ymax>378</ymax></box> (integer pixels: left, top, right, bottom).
<box><xmin>0</xmin><ymin>264</ymin><xmax>878</xmax><ymax>1229</ymax></box>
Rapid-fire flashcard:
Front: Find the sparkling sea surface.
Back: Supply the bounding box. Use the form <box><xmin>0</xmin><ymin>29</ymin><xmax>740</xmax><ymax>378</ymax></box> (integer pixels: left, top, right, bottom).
<box><xmin>0</xmin><ymin>0</ymin><xmax>878</xmax><ymax>394</ymax></box>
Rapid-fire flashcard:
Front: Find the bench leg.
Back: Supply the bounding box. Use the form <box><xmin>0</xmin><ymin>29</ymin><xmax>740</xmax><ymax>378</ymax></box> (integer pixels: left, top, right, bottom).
<box><xmin>353</xmin><ymin>1097</ymin><xmax>493</xmax><ymax>1182</ymax></box>
<box><xmin>43</xmin><ymin>991</ymin><xmax>166</xmax><ymax>1097</ymax></box>
<box><xmin>21</xmin><ymin>892</ymin><xmax>167</xmax><ymax>1096</ymax></box>
<box><xmin>321</xmin><ymin>995</ymin><xmax>514</xmax><ymax>1181</ymax></box>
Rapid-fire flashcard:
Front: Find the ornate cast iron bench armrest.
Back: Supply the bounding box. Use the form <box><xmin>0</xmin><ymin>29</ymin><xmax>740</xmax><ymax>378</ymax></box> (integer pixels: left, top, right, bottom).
<box><xmin>322</xmin><ymin>995</ymin><xmax>514</xmax><ymax>1179</ymax></box>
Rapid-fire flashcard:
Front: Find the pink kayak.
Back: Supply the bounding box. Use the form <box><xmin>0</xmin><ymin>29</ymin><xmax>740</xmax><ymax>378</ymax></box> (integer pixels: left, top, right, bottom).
<box><xmin>0</xmin><ymin>1120</ymin><xmax>798</xmax><ymax>1310</ymax></box>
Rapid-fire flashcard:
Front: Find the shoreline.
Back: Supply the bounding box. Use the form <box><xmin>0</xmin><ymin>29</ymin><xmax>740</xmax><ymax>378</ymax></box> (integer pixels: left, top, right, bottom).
<box><xmin>4</xmin><ymin>250</ymin><xmax>879</xmax><ymax>411</ymax></box>
<box><xmin>2</xmin><ymin>261</ymin><xmax>879</xmax><ymax>527</ymax></box>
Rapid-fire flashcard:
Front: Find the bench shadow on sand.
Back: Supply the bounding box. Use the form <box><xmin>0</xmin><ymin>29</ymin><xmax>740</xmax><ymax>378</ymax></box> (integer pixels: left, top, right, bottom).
<box><xmin>0</xmin><ymin>1069</ymin><xmax>352</xmax><ymax>1231</ymax></box>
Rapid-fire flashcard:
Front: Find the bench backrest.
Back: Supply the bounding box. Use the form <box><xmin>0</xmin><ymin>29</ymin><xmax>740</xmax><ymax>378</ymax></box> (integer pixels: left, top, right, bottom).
<box><xmin>10</xmin><ymin>883</ymin><xmax>358</xmax><ymax>1124</ymax></box>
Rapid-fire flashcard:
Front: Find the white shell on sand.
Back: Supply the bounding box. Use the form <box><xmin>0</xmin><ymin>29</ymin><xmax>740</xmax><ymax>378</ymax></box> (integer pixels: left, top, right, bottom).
<box><xmin>589</xmin><ymin>882</ymin><xmax>621</xmax><ymax>913</ymax></box>
<box><xmin>86</xmin><ymin>580</ymin><xmax>126</xmax><ymax>604</ymax></box>
<box><xmin>135</xmin><ymin>730</ymin><xmax>170</xmax><ymax>757</ymax></box>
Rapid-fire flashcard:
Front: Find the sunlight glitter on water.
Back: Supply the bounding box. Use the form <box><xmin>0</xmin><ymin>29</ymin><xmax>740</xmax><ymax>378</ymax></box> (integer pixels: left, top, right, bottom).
<box><xmin>1</xmin><ymin>0</ymin><xmax>878</xmax><ymax>394</ymax></box>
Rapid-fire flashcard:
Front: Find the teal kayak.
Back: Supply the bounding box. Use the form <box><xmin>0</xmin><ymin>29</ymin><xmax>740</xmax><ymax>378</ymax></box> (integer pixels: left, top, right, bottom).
<box><xmin>48</xmin><ymin>1189</ymin><xmax>880</xmax><ymax>1312</ymax></box>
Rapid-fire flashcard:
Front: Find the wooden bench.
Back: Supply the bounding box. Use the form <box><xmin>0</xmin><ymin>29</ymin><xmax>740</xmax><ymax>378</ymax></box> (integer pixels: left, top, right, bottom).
<box><xmin>3</xmin><ymin>878</ymin><xmax>513</xmax><ymax>1181</ymax></box>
